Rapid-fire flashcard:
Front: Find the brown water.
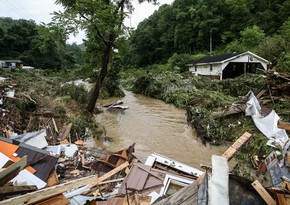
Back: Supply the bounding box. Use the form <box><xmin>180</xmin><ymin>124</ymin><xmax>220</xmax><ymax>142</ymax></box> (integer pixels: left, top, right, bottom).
<box><xmin>92</xmin><ymin>90</ymin><xmax>227</xmax><ymax>168</ymax></box>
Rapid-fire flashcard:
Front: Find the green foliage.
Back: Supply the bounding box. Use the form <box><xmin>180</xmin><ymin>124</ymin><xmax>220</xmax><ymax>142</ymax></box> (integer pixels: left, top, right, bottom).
<box><xmin>168</xmin><ymin>53</ymin><xmax>194</xmax><ymax>72</ymax></box>
<box><xmin>240</xmin><ymin>25</ymin><xmax>265</xmax><ymax>52</ymax></box>
<box><xmin>56</xmin><ymin>83</ymin><xmax>90</xmax><ymax>105</ymax></box>
<box><xmin>124</xmin><ymin>0</ymin><xmax>290</xmax><ymax>70</ymax></box>
<box><xmin>69</xmin><ymin>115</ymin><xmax>100</xmax><ymax>140</ymax></box>
<box><xmin>0</xmin><ymin>17</ymin><xmax>85</xmax><ymax>70</ymax></box>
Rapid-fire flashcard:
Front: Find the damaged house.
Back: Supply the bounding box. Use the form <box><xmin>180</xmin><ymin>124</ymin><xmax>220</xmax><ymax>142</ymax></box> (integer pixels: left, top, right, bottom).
<box><xmin>188</xmin><ymin>51</ymin><xmax>271</xmax><ymax>80</ymax></box>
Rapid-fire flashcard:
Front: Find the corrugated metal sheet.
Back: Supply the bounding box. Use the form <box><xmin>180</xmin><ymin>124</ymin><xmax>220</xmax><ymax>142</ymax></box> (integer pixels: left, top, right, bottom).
<box><xmin>16</xmin><ymin>146</ymin><xmax>58</xmax><ymax>181</ymax></box>
<box><xmin>96</xmin><ymin>197</ymin><xmax>124</xmax><ymax>205</ymax></box>
<box><xmin>118</xmin><ymin>163</ymin><xmax>164</xmax><ymax>196</ymax></box>
<box><xmin>0</xmin><ymin>136</ymin><xmax>58</xmax><ymax>182</ymax></box>
<box><xmin>0</xmin><ymin>140</ymin><xmax>35</xmax><ymax>173</ymax></box>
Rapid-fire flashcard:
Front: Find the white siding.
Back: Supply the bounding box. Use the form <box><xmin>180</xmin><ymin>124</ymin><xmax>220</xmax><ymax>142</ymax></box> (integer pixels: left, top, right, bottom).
<box><xmin>190</xmin><ymin>64</ymin><xmax>222</xmax><ymax>79</ymax></box>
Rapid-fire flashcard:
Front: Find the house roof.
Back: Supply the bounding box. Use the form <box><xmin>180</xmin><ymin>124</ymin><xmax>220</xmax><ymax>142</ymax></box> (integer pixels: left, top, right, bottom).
<box><xmin>0</xmin><ymin>136</ymin><xmax>58</xmax><ymax>182</ymax></box>
<box><xmin>190</xmin><ymin>51</ymin><xmax>270</xmax><ymax>65</ymax></box>
<box><xmin>0</xmin><ymin>60</ymin><xmax>22</xmax><ymax>63</ymax></box>
<box><xmin>191</xmin><ymin>52</ymin><xmax>244</xmax><ymax>65</ymax></box>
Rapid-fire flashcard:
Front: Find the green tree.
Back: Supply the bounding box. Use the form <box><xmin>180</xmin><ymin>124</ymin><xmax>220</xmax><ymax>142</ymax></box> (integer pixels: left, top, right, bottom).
<box><xmin>55</xmin><ymin>0</ymin><xmax>156</xmax><ymax>112</ymax></box>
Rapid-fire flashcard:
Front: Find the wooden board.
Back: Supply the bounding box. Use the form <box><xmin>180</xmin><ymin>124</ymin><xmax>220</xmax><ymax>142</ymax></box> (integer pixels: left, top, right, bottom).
<box><xmin>0</xmin><ymin>174</ymin><xmax>98</xmax><ymax>205</ymax></box>
<box><xmin>277</xmin><ymin>120</ymin><xmax>290</xmax><ymax>131</ymax></box>
<box><xmin>0</xmin><ymin>185</ymin><xmax>37</xmax><ymax>196</ymax></box>
<box><xmin>251</xmin><ymin>180</ymin><xmax>276</xmax><ymax>205</ymax></box>
<box><xmin>277</xmin><ymin>193</ymin><xmax>290</xmax><ymax>205</ymax></box>
<box><xmin>88</xmin><ymin>161</ymin><xmax>129</xmax><ymax>189</ymax></box>
<box><xmin>222</xmin><ymin>132</ymin><xmax>252</xmax><ymax>161</ymax></box>
<box><xmin>0</xmin><ymin>155</ymin><xmax>27</xmax><ymax>186</ymax></box>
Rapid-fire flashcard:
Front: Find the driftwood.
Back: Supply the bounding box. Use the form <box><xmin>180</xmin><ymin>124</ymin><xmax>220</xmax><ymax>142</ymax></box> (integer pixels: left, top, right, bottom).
<box><xmin>212</xmin><ymin>104</ymin><xmax>246</xmax><ymax>119</ymax></box>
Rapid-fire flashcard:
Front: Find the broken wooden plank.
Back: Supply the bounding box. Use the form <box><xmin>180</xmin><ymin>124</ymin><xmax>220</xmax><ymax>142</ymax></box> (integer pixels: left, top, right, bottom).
<box><xmin>52</xmin><ymin>118</ymin><xmax>59</xmax><ymax>133</ymax></box>
<box><xmin>0</xmin><ymin>155</ymin><xmax>27</xmax><ymax>186</ymax></box>
<box><xmin>277</xmin><ymin>193</ymin><xmax>290</xmax><ymax>205</ymax></box>
<box><xmin>277</xmin><ymin>120</ymin><xmax>290</xmax><ymax>131</ymax></box>
<box><xmin>251</xmin><ymin>180</ymin><xmax>276</xmax><ymax>205</ymax></box>
<box><xmin>222</xmin><ymin>132</ymin><xmax>252</xmax><ymax>161</ymax></box>
<box><xmin>57</xmin><ymin>123</ymin><xmax>72</xmax><ymax>141</ymax></box>
<box><xmin>0</xmin><ymin>185</ymin><xmax>37</xmax><ymax>196</ymax></box>
<box><xmin>88</xmin><ymin>161</ymin><xmax>129</xmax><ymax>189</ymax></box>
<box><xmin>35</xmin><ymin>194</ymin><xmax>69</xmax><ymax>205</ymax></box>
<box><xmin>62</xmin><ymin>162</ymin><xmax>129</xmax><ymax>198</ymax></box>
<box><xmin>0</xmin><ymin>174</ymin><xmax>98</xmax><ymax>205</ymax></box>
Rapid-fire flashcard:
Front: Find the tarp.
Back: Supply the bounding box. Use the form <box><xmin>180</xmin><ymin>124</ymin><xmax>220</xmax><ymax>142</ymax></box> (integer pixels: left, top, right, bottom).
<box><xmin>245</xmin><ymin>91</ymin><xmax>288</xmax><ymax>147</ymax></box>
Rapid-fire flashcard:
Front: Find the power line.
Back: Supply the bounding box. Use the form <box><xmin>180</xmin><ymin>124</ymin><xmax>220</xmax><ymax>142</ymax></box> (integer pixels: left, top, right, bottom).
<box><xmin>0</xmin><ymin>0</ymin><xmax>33</xmax><ymax>20</ymax></box>
<box><xmin>10</xmin><ymin>0</ymin><xmax>37</xmax><ymax>20</ymax></box>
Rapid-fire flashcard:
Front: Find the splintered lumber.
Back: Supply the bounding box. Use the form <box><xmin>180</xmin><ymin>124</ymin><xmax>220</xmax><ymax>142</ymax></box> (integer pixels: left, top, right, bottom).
<box><xmin>64</xmin><ymin>162</ymin><xmax>129</xmax><ymax>199</ymax></box>
<box><xmin>0</xmin><ymin>156</ymin><xmax>27</xmax><ymax>186</ymax></box>
<box><xmin>251</xmin><ymin>180</ymin><xmax>276</xmax><ymax>205</ymax></box>
<box><xmin>277</xmin><ymin>193</ymin><xmax>290</xmax><ymax>205</ymax></box>
<box><xmin>222</xmin><ymin>132</ymin><xmax>252</xmax><ymax>161</ymax></box>
<box><xmin>0</xmin><ymin>175</ymin><xmax>98</xmax><ymax>205</ymax></box>
<box><xmin>0</xmin><ymin>185</ymin><xmax>37</xmax><ymax>196</ymax></box>
<box><xmin>88</xmin><ymin>161</ymin><xmax>129</xmax><ymax>189</ymax></box>
<box><xmin>277</xmin><ymin>120</ymin><xmax>290</xmax><ymax>131</ymax></box>
<box><xmin>57</xmin><ymin>123</ymin><xmax>72</xmax><ymax>141</ymax></box>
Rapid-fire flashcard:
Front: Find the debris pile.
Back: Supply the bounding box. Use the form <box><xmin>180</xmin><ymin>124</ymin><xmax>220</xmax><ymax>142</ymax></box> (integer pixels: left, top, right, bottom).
<box><xmin>1</xmin><ymin>71</ymin><xmax>290</xmax><ymax>204</ymax></box>
<box><xmin>266</xmin><ymin>71</ymin><xmax>290</xmax><ymax>98</ymax></box>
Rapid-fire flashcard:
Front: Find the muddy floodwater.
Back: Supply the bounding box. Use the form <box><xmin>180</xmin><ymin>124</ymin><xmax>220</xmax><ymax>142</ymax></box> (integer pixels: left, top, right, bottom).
<box><xmin>91</xmin><ymin>90</ymin><xmax>227</xmax><ymax>168</ymax></box>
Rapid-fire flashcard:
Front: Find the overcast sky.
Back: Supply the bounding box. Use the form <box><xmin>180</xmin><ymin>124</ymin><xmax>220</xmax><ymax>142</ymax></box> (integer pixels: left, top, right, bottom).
<box><xmin>0</xmin><ymin>0</ymin><xmax>173</xmax><ymax>44</ymax></box>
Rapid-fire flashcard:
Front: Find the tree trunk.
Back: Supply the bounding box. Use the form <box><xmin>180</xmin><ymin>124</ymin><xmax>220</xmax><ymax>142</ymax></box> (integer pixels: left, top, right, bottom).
<box><xmin>86</xmin><ymin>40</ymin><xmax>113</xmax><ymax>112</ymax></box>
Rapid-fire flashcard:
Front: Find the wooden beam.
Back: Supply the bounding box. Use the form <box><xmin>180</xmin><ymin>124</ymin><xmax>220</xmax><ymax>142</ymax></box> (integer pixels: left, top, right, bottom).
<box><xmin>88</xmin><ymin>161</ymin><xmax>129</xmax><ymax>189</ymax></box>
<box><xmin>251</xmin><ymin>180</ymin><xmax>276</xmax><ymax>205</ymax></box>
<box><xmin>222</xmin><ymin>132</ymin><xmax>252</xmax><ymax>161</ymax></box>
<box><xmin>0</xmin><ymin>185</ymin><xmax>37</xmax><ymax>196</ymax></box>
<box><xmin>277</xmin><ymin>120</ymin><xmax>290</xmax><ymax>131</ymax></box>
<box><xmin>0</xmin><ymin>156</ymin><xmax>27</xmax><ymax>186</ymax></box>
<box><xmin>63</xmin><ymin>162</ymin><xmax>129</xmax><ymax>198</ymax></box>
<box><xmin>0</xmin><ymin>174</ymin><xmax>98</xmax><ymax>205</ymax></box>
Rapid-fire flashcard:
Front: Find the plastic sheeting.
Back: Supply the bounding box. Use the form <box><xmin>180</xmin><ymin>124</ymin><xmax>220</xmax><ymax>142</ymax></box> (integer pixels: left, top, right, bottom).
<box><xmin>245</xmin><ymin>91</ymin><xmax>288</xmax><ymax>147</ymax></box>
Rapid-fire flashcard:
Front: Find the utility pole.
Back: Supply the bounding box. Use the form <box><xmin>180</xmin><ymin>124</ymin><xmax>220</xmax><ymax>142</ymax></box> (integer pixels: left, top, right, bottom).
<box><xmin>209</xmin><ymin>30</ymin><xmax>212</xmax><ymax>54</ymax></box>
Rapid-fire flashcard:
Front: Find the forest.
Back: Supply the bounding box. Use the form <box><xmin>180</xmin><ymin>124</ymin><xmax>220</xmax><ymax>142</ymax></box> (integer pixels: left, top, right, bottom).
<box><xmin>0</xmin><ymin>0</ymin><xmax>289</xmax><ymax>73</ymax></box>
<box><xmin>0</xmin><ymin>17</ymin><xmax>84</xmax><ymax>69</ymax></box>
<box><xmin>125</xmin><ymin>0</ymin><xmax>290</xmax><ymax>71</ymax></box>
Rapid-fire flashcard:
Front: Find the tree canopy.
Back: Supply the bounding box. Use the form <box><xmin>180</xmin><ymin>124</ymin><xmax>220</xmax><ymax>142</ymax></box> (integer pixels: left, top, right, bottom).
<box><xmin>126</xmin><ymin>0</ymin><xmax>290</xmax><ymax>71</ymax></box>
<box><xmin>0</xmin><ymin>17</ymin><xmax>84</xmax><ymax>69</ymax></box>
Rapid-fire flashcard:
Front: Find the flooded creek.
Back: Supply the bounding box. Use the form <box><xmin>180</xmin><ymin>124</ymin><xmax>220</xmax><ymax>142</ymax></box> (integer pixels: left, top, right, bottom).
<box><xmin>93</xmin><ymin>90</ymin><xmax>227</xmax><ymax>168</ymax></box>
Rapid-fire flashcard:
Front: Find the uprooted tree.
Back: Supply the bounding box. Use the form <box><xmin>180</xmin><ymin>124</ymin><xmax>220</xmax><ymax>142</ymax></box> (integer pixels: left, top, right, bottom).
<box><xmin>54</xmin><ymin>0</ymin><xmax>157</xmax><ymax>112</ymax></box>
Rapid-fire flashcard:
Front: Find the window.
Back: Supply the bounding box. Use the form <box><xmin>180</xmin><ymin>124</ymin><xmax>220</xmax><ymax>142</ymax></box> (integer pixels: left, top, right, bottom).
<box><xmin>210</xmin><ymin>64</ymin><xmax>213</xmax><ymax>71</ymax></box>
<box><xmin>195</xmin><ymin>65</ymin><xmax>197</xmax><ymax>71</ymax></box>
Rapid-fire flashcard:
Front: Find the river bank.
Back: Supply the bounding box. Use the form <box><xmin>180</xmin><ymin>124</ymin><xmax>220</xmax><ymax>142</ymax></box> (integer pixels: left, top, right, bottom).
<box><xmin>120</xmin><ymin>68</ymin><xmax>290</xmax><ymax>181</ymax></box>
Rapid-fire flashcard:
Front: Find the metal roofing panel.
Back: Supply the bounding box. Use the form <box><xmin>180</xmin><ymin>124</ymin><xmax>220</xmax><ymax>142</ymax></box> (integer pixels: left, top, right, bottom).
<box><xmin>0</xmin><ymin>135</ymin><xmax>58</xmax><ymax>181</ymax></box>
<box><xmin>96</xmin><ymin>197</ymin><xmax>124</xmax><ymax>205</ymax></box>
<box><xmin>0</xmin><ymin>140</ymin><xmax>36</xmax><ymax>173</ymax></box>
<box><xmin>191</xmin><ymin>52</ymin><xmax>244</xmax><ymax>65</ymax></box>
<box><xmin>16</xmin><ymin>146</ymin><xmax>58</xmax><ymax>182</ymax></box>
<box><xmin>119</xmin><ymin>163</ymin><xmax>163</xmax><ymax>195</ymax></box>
